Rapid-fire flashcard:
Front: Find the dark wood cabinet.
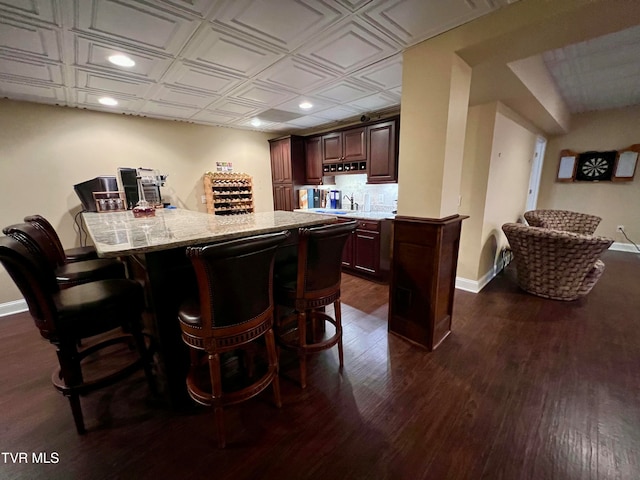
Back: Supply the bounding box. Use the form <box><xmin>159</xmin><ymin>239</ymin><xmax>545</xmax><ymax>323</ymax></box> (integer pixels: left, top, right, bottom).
<box><xmin>273</xmin><ymin>184</ymin><xmax>294</xmax><ymax>211</ymax></box>
<box><xmin>322</xmin><ymin>127</ymin><xmax>366</xmax><ymax>164</ymax></box>
<box><xmin>354</xmin><ymin>227</ymin><xmax>380</xmax><ymax>274</ymax></box>
<box><xmin>338</xmin><ymin>218</ymin><xmax>391</xmax><ymax>280</ymax></box>
<box><xmin>304</xmin><ymin>135</ymin><xmax>323</xmax><ymax>184</ymax></box>
<box><xmin>341</xmin><ymin>224</ymin><xmax>354</xmax><ymax>268</ymax></box>
<box><xmin>367</xmin><ymin>119</ymin><xmax>398</xmax><ymax>184</ymax></box>
<box><xmin>269</xmin><ymin>135</ymin><xmax>305</xmax><ymax>211</ymax></box>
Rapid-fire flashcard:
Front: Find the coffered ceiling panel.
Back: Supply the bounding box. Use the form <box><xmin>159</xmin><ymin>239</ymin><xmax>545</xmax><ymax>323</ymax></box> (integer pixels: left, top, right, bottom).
<box><xmin>256</xmin><ymin>56</ymin><xmax>338</xmax><ymax>94</ymax></box>
<box><xmin>361</xmin><ymin>0</ymin><xmax>498</xmax><ymax>47</ymax></box>
<box><xmin>209</xmin><ymin>99</ymin><xmax>262</xmax><ymax>117</ymax></box>
<box><xmin>162</xmin><ymin>62</ymin><xmax>244</xmax><ymax>95</ymax></box>
<box><xmin>228</xmin><ymin>81</ymin><xmax>297</xmax><ymax>106</ymax></box>
<box><xmin>72</xmin><ymin>0</ymin><xmax>200</xmax><ymax>55</ymax></box>
<box><xmin>273</xmin><ymin>95</ymin><xmax>337</xmax><ymax>114</ymax></box>
<box><xmin>0</xmin><ymin>15</ymin><xmax>62</xmax><ymax>61</ymax></box>
<box><xmin>152</xmin><ymin>84</ymin><xmax>218</xmax><ymax>109</ymax></box>
<box><xmin>0</xmin><ymin>53</ymin><xmax>62</xmax><ymax>83</ymax></box>
<box><xmin>346</xmin><ymin>92</ymin><xmax>399</xmax><ymax>111</ymax></box>
<box><xmin>314</xmin><ymin>104</ymin><xmax>360</xmax><ymax>121</ymax></box>
<box><xmin>74</xmin><ymin>36</ymin><xmax>172</xmax><ymax>81</ymax></box>
<box><xmin>0</xmin><ymin>0</ymin><xmax>58</xmax><ymax>24</ymax></box>
<box><xmin>75</xmin><ymin>89</ymin><xmax>142</xmax><ymax>110</ymax></box>
<box><xmin>192</xmin><ymin>109</ymin><xmax>241</xmax><ymax>125</ymax></box>
<box><xmin>210</xmin><ymin>0</ymin><xmax>346</xmax><ymax>53</ymax></box>
<box><xmin>140</xmin><ymin>100</ymin><xmax>200</xmax><ymax>119</ymax></box>
<box><xmin>0</xmin><ymin>77</ymin><xmax>65</xmax><ymax>102</ymax></box>
<box><xmin>314</xmin><ymin>79</ymin><xmax>377</xmax><ymax>103</ymax></box>
<box><xmin>296</xmin><ymin>18</ymin><xmax>399</xmax><ymax>74</ymax></box>
<box><xmin>74</xmin><ymin>70</ymin><xmax>153</xmax><ymax>97</ymax></box>
<box><xmin>183</xmin><ymin>25</ymin><xmax>283</xmax><ymax>77</ymax></box>
<box><xmin>352</xmin><ymin>54</ymin><xmax>402</xmax><ymax>90</ymax></box>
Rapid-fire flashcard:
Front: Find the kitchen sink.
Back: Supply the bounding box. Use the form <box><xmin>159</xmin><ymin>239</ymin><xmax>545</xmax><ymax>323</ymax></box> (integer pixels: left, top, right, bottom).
<box><xmin>314</xmin><ymin>210</ymin><xmax>349</xmax><ymax>214</ymax></box>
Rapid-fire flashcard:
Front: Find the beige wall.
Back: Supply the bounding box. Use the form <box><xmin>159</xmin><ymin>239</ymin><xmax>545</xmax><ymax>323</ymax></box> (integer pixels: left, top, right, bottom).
<box><xmin>0</xmin><ymin>99</ymin><xmax>274</xmax><ymax>304</ymax></box>
<box><xmin>458</xmin><ymin>103</ymin><xmax>538</xmax><ymax>282</ymax></box>
<box><xmin>538</xmin><ymin>105</ymin><xmax>640</xmax><ymax>243</ymax></box>
<box><xmin>397</xmin><ymin>46</ymin><xmax>471</xmax><ymax>219</ymax></box>
<box><xmin>458</xmin><ymin>103</ymin><xmax>496</xmax><ymax>280</ymax></box>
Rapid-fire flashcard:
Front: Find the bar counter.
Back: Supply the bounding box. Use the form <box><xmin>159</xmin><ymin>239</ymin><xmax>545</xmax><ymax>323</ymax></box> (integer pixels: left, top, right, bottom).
<box><xmin>82</xmin><ymin>208</ymin><xmax>336</xmax><ymax>257</ymax></box>
<box><xmin>83</xmin><ymin>208</ymin><xmax>336</xmax><ymax>406</ymax></box>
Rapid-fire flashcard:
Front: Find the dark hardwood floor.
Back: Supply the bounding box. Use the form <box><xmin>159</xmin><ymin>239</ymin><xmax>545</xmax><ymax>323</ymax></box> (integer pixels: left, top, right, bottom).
<box><xmin>1</xmin><ymin>250</ymin><xmax>639</xmax><ymax>480</ymax></box>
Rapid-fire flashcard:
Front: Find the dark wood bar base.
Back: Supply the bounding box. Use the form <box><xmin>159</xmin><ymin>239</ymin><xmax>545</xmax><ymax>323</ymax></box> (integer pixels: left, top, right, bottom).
<box><xmin>388</xmin><ymin>214</ymin><xmax>467</xmax><ymax>350</ymax></box>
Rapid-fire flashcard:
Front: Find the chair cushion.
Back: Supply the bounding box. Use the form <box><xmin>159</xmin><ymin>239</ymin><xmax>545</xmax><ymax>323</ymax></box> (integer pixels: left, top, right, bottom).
<box><xmin>64</xmin><ymin>246</ymin><xmax>98</xmax><ymax>262</ymax></box>
<box><xmin>55</xmin><ymin>258</ymin><xmax>125</xmax><ymax>286</ymax></box>
<box><xmin>54</xmin><ymin>279</ymin><xmax>144</xmax><ymax>338</ymax></box>
<box><xmin>178</xmin><ymin>297</ymin><xmax>201</xmax><ymax>327</ymax></box>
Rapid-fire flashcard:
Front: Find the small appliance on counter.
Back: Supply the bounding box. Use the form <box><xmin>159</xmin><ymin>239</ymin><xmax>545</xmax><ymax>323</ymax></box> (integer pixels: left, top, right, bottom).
<box><xmin>74</xmin><ymin>176</ymin><xmax>123</xmax><ymax>212</ymax></box>
<box><xmin>329</xmin><ymin>190</ymin><xmax>342</xmax><ymax>209</ymax></box>
<box><xmin>118</xmin><ymin>167</ymin><xmax>167</xmax><ymax>209</ymax></box>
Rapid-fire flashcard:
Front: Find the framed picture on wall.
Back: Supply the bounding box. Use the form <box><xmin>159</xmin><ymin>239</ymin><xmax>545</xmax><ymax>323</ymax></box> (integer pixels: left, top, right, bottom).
<box><xmin>556</xmin><ymin>149</ymin><xmax>577</xmax><ymax>182</ymax></box>
<box><xmin>612</xmin><ymin>144</ymin><xmax>639</xmax><ymax>182</ymax></box>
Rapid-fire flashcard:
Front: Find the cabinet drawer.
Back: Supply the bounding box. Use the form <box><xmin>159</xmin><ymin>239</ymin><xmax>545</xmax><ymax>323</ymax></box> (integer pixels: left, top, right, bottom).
<box><xmin>356</xmin><ymin>220</ymin><xmax>380</xmax><ymax>232</ymax></box>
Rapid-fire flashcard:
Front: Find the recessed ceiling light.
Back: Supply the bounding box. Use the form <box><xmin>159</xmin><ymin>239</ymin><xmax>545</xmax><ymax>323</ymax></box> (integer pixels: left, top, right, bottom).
<box><xmin>98</xmin><ymin>97</ymin><xmax>118</xmax><ymax>106</ymax></box>
<box><xmin>299</xmin><ymin>101</ymin><xmax>313</xmax><ymax>110</ymax></box>
<box><xmin>108</xmin><ymin>54</ymin><xmax>135</xmax><ymax>68</ymax></box>
<box><xmin>250</xmin><ymin>118</ymin><xmax>262</xmax><ymax>127</ymax></box>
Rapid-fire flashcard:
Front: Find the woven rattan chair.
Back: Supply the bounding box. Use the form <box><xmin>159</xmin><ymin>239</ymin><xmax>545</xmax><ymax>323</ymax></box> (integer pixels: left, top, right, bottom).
<box><xmin>524</xmin><ymin>209</ymin><xmax>601</xmax><ymax>235</ymax></box>
<box><xmin>502</xmin><ymin>223</ymin><xmax>613</xmax><ymax>301</ymax></box>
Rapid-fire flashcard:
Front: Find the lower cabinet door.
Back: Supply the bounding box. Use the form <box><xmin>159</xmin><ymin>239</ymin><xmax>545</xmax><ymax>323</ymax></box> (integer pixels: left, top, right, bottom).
<box><xmin>273</xmin><ymin>184</ymin><xmax>293</xmax><ymax>211</ymax></box>
<box><xmin>354</xmin><ymin>229</ymin><xmax>380</xmax><ymax>274</ymax></box>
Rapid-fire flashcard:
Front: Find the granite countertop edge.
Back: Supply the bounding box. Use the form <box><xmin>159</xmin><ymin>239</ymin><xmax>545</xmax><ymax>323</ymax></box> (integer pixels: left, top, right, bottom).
<box><xmin>293</xmin><ymin>208</ymin><xmax>395</xmax><ymax>220</ymax></box>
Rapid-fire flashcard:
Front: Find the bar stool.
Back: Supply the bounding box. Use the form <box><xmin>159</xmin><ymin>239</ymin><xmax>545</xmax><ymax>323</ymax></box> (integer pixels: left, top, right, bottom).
<box><xmin>178</xmin><ymin>231</ymin><xmax>289</xmax><ymax>448</ymax></box>
<box><xmin>3</xmin><ymin>222</ymin><xmax>125</xmax><ymax>288</ymax></box>
<box><xmin>274</xmin><ymin>221</ymin><xmax>356</xmax><ymax>388</ymax></box>
<box><xmin>24</xmin><ymin>214</ymin><xmax>98</xmax><ymax>262</ymax></box>
<box><xmin>0</xmin><ymin>236</ymin><xmax>154</xmax><ymax>434</ymax></box>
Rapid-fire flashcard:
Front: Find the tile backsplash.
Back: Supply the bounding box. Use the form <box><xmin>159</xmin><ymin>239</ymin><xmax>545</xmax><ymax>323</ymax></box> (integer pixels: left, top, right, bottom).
<box><xmin>301</xmin><ymin>174</ymin><xmax>398</xmax><ymax>212</ymax></box>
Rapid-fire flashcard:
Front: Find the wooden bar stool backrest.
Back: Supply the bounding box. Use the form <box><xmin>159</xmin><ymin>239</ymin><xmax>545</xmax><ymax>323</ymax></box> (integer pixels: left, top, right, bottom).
<box><xmin>178</xmin><ymin>230</ymin><xmax>290</xmax><ymax>448</ymax></box>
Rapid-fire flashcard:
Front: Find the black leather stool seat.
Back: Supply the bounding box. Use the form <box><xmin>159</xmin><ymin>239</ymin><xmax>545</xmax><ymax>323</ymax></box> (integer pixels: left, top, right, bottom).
<box><xmin>3</xmin><ymin>222</ymin><xmax>125</xmax><ymax>289</ymax></box>
<box><xmin>54</xmin><ymin>279</ymin><xmax>144</xmax><ymax>338</ymax></box>
<box><xmin>176</xmin><ymin>297</ymin><xmax>200</xmax><ymax>327</ymax></box>
<box><xmin>61</xmin><ymin>245</ymin><xmax>98</xmax><ymax>262</ymax></box>
<box><xmin>55</xmin><ymin>259</ymin><xmax>125</xmax><ymax>287</ymax></box>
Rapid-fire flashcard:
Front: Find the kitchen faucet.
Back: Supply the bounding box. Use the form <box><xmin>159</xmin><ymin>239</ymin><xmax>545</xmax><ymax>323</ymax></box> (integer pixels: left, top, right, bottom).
<box><xmin>344</xmin><ymin>193</ymin><xmax>358</xmax><ymax>211</ymax></box>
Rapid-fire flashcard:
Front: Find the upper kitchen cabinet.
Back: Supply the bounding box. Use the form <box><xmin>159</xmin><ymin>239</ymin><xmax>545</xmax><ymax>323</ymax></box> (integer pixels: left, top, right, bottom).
<box><xmin>269</xmin><ymin>135</ymin><xmax>305</xmax><ymax>211</ymax></box>
<box><xmin>322</xmin><ymin>126</ymin><xmax>366</xmax><ymax>164</ymax></box>
<box><xmin>304</xmin><ymin>135</ymin><xmax>323</xmax><ymax>185</ymax></box>
<box><xmin>367</xmin><ymin>119</ymin><xmax>398</xmax><ymax>184</ymax></box>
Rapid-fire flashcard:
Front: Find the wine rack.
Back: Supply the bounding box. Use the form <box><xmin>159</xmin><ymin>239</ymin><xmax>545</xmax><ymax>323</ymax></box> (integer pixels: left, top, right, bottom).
<box><xmin>203</xmin><ymin>172</ymin><xmax>254</xmax><ymax>216</ymax></box>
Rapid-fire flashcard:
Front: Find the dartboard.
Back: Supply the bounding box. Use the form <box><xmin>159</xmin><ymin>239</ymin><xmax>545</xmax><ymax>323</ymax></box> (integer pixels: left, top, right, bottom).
<box><xmin>580</xmin><ymin>157</ymin><xmax>609</xmax><ymax>177</ymax></box>
<box><xmin>575</xmin><ymin>151</ymin><xmax>615</xmax><ymax>181</ymax></box>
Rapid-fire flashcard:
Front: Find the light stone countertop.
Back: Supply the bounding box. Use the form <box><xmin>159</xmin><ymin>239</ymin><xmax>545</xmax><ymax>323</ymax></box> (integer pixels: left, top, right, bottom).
<box><xmin>83</xmin><ymin>209</ymin><xmax>336</xmax><ymax>258</ymax></box>
<box><xmin>293</xmin><ymin>208</ymin><xmax>395</xmax><ymax>221</ymax></box>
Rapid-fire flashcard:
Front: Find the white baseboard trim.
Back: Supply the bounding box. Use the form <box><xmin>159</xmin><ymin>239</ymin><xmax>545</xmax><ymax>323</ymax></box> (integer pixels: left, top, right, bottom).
<box><xmin>610</xmin><ymin>242</ymin><xmax>640</xmax><ymax>253</ymax></box>
<box><xmin>0</xmin><ymin>299</ymin><xmax>28</xmax><ymax>318</ymax></box>
<box><xmin>456</xmin><ymin>267</ymin><xmax>497</xmax><ymax>294</ymax></box>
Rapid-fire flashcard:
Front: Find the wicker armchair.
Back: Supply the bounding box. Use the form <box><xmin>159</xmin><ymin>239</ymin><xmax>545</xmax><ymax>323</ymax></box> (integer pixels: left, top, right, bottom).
<box><xmin>524</xmin><ymin>209</ymin><xmax>601</xmax><ymax>235</ymax></box>
<box><xmin>502</xmin><ymin>223</ymin><xmax>613</xmax><ymax>301</ymax></box>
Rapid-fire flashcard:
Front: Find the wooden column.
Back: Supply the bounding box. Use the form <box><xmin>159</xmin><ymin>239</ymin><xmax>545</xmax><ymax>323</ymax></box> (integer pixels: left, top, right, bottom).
<box><xmin>388</xmin><ymin>215</ymin><xmax>467</xmax><ymax>351</ymax></box>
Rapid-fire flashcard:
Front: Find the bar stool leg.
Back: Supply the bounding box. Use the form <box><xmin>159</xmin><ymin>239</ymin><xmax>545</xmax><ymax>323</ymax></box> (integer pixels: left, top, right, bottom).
<box><xmin>208</xmin><ymin>352</ymin><xmax>226</xmax><ymax>448</ymax></box>
<box><xmin>297</xmin><ymin>310</ymin><xmax>308</xmax><ymax>389</ymax></box>
<box><xmin>265</xmin><ymin>328</ymin><xmax>282</xmax><ymax>408</ymax></box>
<box><xmin>335</xmin><ymin>299</ymin><xmax>344</xmax><ymax>370</ymax></box>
